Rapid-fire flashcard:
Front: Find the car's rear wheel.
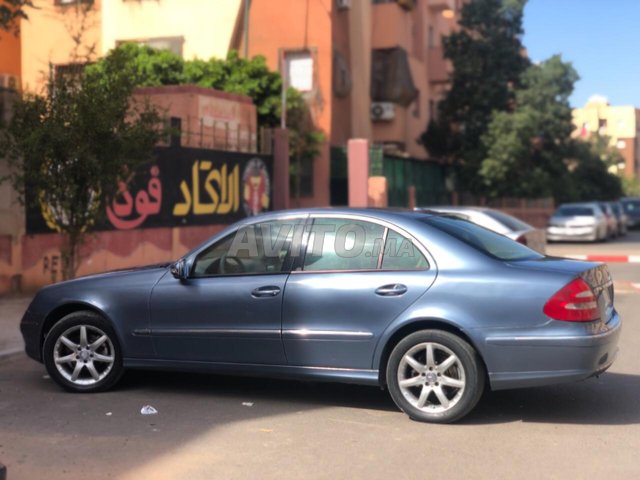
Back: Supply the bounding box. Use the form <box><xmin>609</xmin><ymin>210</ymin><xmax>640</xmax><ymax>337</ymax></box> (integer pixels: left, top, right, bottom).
<box><xmin>386</xmin><ymin>330</ymin><xmax>484</xmax><ymax>423</ymax></box>
<box><xmin>43</xmin><ymin>311</ymin><xmax>124</xmax><ymax>393</ymax></box>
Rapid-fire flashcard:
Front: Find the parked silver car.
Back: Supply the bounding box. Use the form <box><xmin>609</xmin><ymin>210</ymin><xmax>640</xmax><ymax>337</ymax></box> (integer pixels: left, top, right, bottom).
<box><xmin>416</xmin><ymin>206</ymin><xmax>546</xmax><ymax>254</ymax></box>
<box><xmin>598</xmin><ymin>202</ymin><xmax>619</xmax><ymax>238</ymax></box>
<box><xmin>547</xmin><ymin>203</ymin><xmax>608</xmax><ymax>242</ymax></box>
<box><xmin>609</xmin><ymin>201</ymin><xmax>628</xmax><ymax>236</ymax></box>
<box><xmin>621</xmin><ymin>197</ymin><xmax>640</xmax><ymax>229</ymax></box>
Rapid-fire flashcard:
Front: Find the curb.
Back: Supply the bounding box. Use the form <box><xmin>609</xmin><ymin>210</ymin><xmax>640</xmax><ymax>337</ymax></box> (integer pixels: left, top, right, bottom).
<box><xmin>0</xmin><ymin>346</ymin><xmax>24</xmax><ymax>361</ymax></box>
<box><xmin>565</xmin><ymin>254</ymin><xmax>640</xmax><ymax>263</ymax></box>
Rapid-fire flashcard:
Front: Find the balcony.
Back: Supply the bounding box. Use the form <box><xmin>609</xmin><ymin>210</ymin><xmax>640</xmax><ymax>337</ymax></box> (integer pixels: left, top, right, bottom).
<box><xmin>428</xmin><ymin>0</ymin><xmax>455</xmax><ymax>12</ymax></box>
<box><xmin>371</xmin><ymin>2</ymin><xmax>411</xmax><ymax>50</ymax></box>
<box><xmin>428</xmin><ymin>46</ymin><xmax>450</xmax><ymax>84</ymax></box>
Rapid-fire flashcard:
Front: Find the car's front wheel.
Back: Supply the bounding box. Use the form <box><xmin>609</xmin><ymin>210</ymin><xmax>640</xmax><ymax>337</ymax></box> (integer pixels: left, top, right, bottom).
<box><xmin>43</xmin><ymin>311</ymin><xmax>124</xmax><ymax>393</ymax></box>
<box><xmin>386</xmin><ymin>330</ymin><xmax>485</xmax><ymax>423</ymax></box>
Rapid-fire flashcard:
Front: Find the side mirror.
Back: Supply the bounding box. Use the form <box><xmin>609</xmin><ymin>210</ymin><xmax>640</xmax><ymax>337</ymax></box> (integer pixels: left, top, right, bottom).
<box><xmin>170</xmin><ymin>259</ymin><xmax>188</xmax><ymax>280</ymax></box>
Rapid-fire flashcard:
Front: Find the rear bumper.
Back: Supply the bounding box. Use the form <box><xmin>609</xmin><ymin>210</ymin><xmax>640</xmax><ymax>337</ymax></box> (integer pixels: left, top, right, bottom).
<box><xmin>547</xmin><ymin>226</ymin><xmax>598</xmax><ymax>242</ymax></box>
<box><xmin>482</xmin><ymin>312</ymin><xmax>621</xmax><ymax>390</ymax></box>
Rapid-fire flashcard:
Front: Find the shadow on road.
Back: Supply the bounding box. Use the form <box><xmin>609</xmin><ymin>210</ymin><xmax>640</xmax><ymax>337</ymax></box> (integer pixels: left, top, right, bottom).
<box><xmin>120</xmin><ymin>368</ymin><xmax>640</xmax><ymax>426</ymax></box>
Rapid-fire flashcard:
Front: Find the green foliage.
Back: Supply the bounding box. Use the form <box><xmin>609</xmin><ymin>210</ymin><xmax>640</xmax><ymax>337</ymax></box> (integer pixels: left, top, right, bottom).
<box><xmin>480</xmin><ymin>56</ymin><xmax>578</xmax><ymax>198</ymax></box>
<box><xmin>422</xmin><ymin>0</ymin><xmax>530</xmax><ymax>194</ymax></box>
<box><xmin>90</xmin><ymin>45</ymin><xmax>286</xmax><ymax>127</ymax></box>
<box><xmin>287</xmin><ymin>88</ymin><xmax>325</xmax><ymax>201</ymax></box>
<box><xmin>561</xmin><ymin>138</ymin><xmax>623</xmax><ymax>202</ymax></box>
<box><xmin>0</xmin><ymin>0</ymin><xmax>32</xmax><ymax>33</ymax></box>
<box><xmin>622</xmin><ymin>177</ymin><xmax>640</xmax><ymax>197</ymax></box>
<box><xmin>0</xmin><ymin>53</ymin><xmax>164</xmax><ymax>279</ymax></box>
<box><xmin>86</xmin><ymin>43</ymin><xmax>185</xmax><ymax>87</ymax></box>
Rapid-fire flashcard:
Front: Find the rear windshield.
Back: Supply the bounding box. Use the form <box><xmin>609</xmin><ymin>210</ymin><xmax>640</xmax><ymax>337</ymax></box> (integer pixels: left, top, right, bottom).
<box><xmin>555</xmin><ymin>206</ymin><xmax>594</xmax><ymax>216</ymax></box>
<box><xmin>622</xmin><ymin>200</ymin><xmax>640</xmax><ymax>213</ymax></box>
<box><xmin>421</xmin><ymin>216</ymin><xmax>542</xmax><ymax>261</ymax></box>
<box><xmin>483</xmin><ymin>210</ymin><xmax>531</xmax><ymax>232</ymax></box>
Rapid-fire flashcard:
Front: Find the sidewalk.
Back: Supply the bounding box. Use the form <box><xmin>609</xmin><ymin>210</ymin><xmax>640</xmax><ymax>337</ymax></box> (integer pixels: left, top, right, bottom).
<box><xmin>0</xmin><ymin>295</ymin><xmax>31</xmax><ymax>359</ymax></box>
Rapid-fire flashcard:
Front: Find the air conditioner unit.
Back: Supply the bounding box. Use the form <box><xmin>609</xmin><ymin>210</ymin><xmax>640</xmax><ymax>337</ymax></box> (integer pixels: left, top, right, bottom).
<box><xmin>336</xmin><ymin>0</ymin><xmax>351</xmax><ymax>10</ymax></box>
<box><xmin>371</xmin><ymin>102</ymin><xmax>395</xmax><ymax>121</ymax></box>
<box><xmin>0</xmin><ymin>74</ymin><xmax>19</xmax><ymax>91</ymax></box>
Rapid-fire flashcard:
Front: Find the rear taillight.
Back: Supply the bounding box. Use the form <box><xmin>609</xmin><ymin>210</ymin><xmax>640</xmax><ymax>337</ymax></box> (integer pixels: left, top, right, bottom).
<box><xmin>515</xmin><ymin>234</ymin><xmax>528</xmax><ymax>246</ymax></box>
<box><xmin>543</xmin><ymin>278</ymin><xmax>599</xmax><ymax>322</ymax></box>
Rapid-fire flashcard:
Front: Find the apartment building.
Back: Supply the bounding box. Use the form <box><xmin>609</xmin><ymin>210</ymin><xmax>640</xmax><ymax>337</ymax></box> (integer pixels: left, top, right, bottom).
<box><xmin>241</xmin><ymin>0</ymin><xmax>460</xmax><ymax>206</ymax></box>
<box><xmin>573</xmin><ymin>95</ymin><xmax>640</xmax><ymax>178</ymax></box>
<box><xmin>17</xmin><ymin>0</ymin><xmax>461</xmax><ymax>206</ymax></box>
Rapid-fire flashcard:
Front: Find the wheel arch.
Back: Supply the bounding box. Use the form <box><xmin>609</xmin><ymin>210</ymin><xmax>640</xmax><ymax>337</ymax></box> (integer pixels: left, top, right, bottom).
<box><xmin>40</xmin><ymin>302</ymin><xmax>118</xmax><ymax>356</ymax></box>
<box><xmin>376</xmin><ymin>318</ymin><xmax>488</xmax><ymax>386</ymax></box>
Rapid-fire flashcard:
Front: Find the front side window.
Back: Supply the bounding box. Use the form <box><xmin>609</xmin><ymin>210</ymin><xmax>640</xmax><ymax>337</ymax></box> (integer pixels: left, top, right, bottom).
<box><xmin>303</xmin><ymin>218</ymin><xmax>385</xmax><ymax>271</ymax></box>
<box><xmin>191</xmin><ymin>220</ymin><xmax>301</xmax><ymax>277</ymax></box>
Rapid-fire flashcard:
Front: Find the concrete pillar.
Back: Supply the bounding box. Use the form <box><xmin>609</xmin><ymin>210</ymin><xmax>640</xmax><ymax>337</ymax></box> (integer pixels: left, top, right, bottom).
<box><xmin>348</xmin><ymin>139</ymin><xmax>369</xmax><ymax>207</ymax></box>
<box><xmin>407</xmin><ymin>185</ymin><xmax>416</xmax><ymax>209</ymax></box>
<box><xmin>272</xmin><ymin>128</ymin><xmax>290</xmax><ymax>211</ymax></box>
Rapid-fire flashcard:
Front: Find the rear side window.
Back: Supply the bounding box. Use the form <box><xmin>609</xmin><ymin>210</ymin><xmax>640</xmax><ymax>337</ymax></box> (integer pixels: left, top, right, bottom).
<box><xmin>422</xmin><ymin>216</ymin><xmax>541</xmax><ymax>261</ymax></box>
<box><xmin>381</xmin><ymin>230</ymin><xmax>429</xmax><ymax>270</ymax></box>
<box><xmin>623</xmin><ymin>200</ymin><xmax>640</xmax><ymax>213</ymax></box>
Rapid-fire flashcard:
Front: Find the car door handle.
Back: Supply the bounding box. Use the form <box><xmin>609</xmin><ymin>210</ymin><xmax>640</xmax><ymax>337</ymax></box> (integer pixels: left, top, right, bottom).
<box><xmin>375</xmin><ymin>284</ymin><xmax>408</xmax><ymax>296</ymax></box>
<box><xmin>251</xmin><ymin>286</ymin><xmax>281</xmax><ymax>298</ymax></box>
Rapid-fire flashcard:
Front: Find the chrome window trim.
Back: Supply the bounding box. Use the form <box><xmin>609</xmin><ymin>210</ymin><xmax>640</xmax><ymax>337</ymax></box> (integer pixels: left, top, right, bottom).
<box><xmin>296</xmin><ymin>212</ymin><xmax>434</xmax><ymax>273</ymax></box>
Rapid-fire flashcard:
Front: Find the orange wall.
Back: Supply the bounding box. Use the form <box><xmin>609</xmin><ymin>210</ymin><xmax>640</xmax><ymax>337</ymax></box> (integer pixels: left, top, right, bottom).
<box><xmin>245</xmin><ymin>0</ymin><xmax>334</xmax><ymax>207</ymax></box>
<box><xmin>20</xmin><ymin>0</ymin><xmax>102</xmax><ymax>92</ymax></box>
<box><xmin>0</xmin><ymin>21</ymin><xmax>21</xmax><ymax>79</ymax></box>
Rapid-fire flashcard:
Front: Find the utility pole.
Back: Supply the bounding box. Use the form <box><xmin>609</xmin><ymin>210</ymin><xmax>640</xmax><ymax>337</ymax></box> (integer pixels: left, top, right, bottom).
<box><xmin>243</xmin><ymin>0</ymin><xmax>251</xmax><ymax>59</ymax></box>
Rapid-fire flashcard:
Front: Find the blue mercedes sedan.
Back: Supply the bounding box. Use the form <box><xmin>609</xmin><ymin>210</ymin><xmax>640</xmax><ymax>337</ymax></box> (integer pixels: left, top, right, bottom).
<box><xmin>20</xmin><ymin>209</ymin><xmax>621</xmax><ymax>423</ymax></box>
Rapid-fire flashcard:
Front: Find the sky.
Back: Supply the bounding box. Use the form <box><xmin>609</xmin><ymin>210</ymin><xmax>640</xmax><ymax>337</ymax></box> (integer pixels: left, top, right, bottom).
<box><xmin>523</xmin><ymin>0</ymin><xmax>640</xmax><ymax>108</ymax></box>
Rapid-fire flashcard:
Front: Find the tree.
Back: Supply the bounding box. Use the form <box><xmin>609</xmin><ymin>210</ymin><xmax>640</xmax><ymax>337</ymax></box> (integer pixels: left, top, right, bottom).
<box><xmin>0</xmin><ymin>0</ymin><xmax>32</xmax><ymax>33</ymax></box>
<box><xmin>90</xmin><ymin>45</ymin><xmax>286</xmax><ymax>127</ymax></box>
<box><xmin>286</xmin><ymin>88</ymin><xmax>324</xmax><ymax>204</ymax></box>
<box><xmin>0</xmin><ymin>52</ymin><xmax>164</xmax><ymax>280</ymax></box>
<box><xmin>479</xmin><ymin>56</ymin><xmax>578</xmax><ymax>199</ymax></box>
<box><xmin>563</xmin><ymin>137</ymin><xmax>623</xmax><ymax>202</ymax></box>
<box><xmin>421</xmin><ymin>0</ymin><xmax>530</xmax><ymax>195</ymax></box>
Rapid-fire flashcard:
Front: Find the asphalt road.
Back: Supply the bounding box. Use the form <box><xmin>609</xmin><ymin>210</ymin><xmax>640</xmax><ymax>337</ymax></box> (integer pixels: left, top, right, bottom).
<box><xmin>1</xmin><ymin>263</ymin><xmax>639</xmax><ymax>479</ymax></box>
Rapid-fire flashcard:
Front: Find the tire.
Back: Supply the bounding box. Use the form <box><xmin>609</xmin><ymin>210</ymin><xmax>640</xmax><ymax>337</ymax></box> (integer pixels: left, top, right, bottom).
<box><xmin>43</xmin><ymin>311</ymin><xmax>124</xmax><ymax>393</ymax></box>
<box><xmin>386</xmin><ymin>330</ymin><xmax>485</xmax><ymax>423</ymax></box>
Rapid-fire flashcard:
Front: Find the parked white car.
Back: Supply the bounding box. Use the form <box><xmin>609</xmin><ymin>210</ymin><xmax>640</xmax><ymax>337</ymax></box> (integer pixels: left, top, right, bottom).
<box><xmin>415</xmin><ymin>206</ymin><xmax>546</xmax><ymax>254</ymax></box>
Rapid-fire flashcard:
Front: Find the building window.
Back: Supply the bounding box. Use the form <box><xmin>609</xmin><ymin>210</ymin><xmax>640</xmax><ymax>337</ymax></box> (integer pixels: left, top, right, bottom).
<box><xmin>55</xmin><ymin>0</ymin><xmax>94</xmax><ymax>6</ymax></box>
<box><xmin>291</xmin><ymin>156</ymin><xmax>314</xmax><ymax>198</ymax></box>
<box><xmin>412</xmin><ymin>90</ymin><xmax>421</xmax><ymax>118</ymax></box>
<box><xmin>54</xmin><ymin>63</ymin><xmax>89</xmax><ymax>83</ymax></box>
<box><xmin>118</xmin><ymin>37</ymin><xmax>184</xmax><ymax>57</ymax></box>
<box><xmin>284</xmin><ymin>51</ymin><xmax>314</xmax><ymax>92</ymax></box>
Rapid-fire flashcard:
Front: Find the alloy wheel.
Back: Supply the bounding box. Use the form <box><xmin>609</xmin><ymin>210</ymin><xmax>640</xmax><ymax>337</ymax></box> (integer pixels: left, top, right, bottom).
<box><xmin>397</xmin><ymin>342</ymin><xmax>466</xmax><ymax>414</ymax></box>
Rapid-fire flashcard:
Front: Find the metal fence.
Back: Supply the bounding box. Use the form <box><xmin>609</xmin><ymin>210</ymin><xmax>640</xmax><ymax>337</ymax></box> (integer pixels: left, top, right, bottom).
<box><xmin>158</xmin><ymin>116</ymin><xmax>272</xmax><ymax>154</ymax></box>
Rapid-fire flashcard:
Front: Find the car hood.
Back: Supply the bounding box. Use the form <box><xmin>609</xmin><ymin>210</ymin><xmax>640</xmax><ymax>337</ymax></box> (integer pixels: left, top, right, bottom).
<box><xmin>39</xmin><ymin>262</ymin><xmax>171</xmax><ymax>291</ymax></box>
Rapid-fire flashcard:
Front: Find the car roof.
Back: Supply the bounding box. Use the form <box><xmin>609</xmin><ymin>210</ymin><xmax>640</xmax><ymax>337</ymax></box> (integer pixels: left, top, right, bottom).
<box><xmin>236</xmin><ymin>207</ymin><xmax>440</xmax><ymax>226</ymax></box>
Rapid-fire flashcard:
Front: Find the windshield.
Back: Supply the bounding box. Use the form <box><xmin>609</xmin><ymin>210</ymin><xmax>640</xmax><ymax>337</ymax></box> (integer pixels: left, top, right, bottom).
<box><xmin>421</xmin><ymin>216</ymin><xmax>542</xmax><ymax>261</ymax></box>
<box><xmin>555</xmin><ymin>206</ymin><xmax>594</xmax><ymax>217</ymax></box>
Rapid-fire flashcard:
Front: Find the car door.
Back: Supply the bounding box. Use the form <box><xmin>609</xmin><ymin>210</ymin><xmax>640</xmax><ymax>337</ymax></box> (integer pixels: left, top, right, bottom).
<box><xmin>149</xmin><ymin>217</ymin><xmax>304</xmax><ymax>364</ymax></box>
<box><xmin>282</xmin><ymin>215</ymin><xmax>436</xmax><ymax>370</ymax></box>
